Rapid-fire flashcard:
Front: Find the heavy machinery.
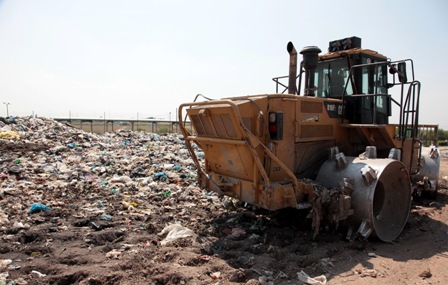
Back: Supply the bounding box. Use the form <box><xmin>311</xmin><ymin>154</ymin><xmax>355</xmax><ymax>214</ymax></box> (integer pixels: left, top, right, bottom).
<box><xmin>178</xmin><ymin>36</ymin><xmax>440</xmax><ymax>242</ymax></box>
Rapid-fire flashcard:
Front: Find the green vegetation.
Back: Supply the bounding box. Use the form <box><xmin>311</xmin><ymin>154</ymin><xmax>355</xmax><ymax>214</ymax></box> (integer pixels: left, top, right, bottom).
<box><xmin>439</xmin><ymin>128</ymin><xmax>448</xmax><ymax>140</ymax></box>
<box><xmin>439</xmin><ymin>128</ymin><xmax>448</xmax><ymax>146</ymax></box>
<box><xmin>157</xmin><ymin>127</ymin><xmax>170</xmax><ymax>134</ymax></box>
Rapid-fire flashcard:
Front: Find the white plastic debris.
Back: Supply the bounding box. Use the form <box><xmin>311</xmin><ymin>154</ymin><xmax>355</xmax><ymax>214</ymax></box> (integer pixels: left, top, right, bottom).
<box><xmin>111</xmin><ymin>175</ymin><xmax>133</xmax><ymax>184</ymax></box>
<box><xmin>0</xmin><ymin>259</ymin><xmax>12</xmax><ymax>269</ymax></box>
<box><xmin>158</xmin><ymin>224</ymin><xmax>195</xmax><ymax>246</ymax></box>
<box><xmin>297</xmin><ymin>270</ymin><xmax>327</xmax><ymax>285</ymax></box>
<box><xmin>31</xmin><ymin>270</ymin><xmax>47</xmax><ymax>278</ymax></box>
<box><xmin>13</xmin><ymin>221</ymin><xmax>27</xmax><ymax>229</ymax></box>
<box><xmin>0</xmin><ymin>272</ymin><xmax>9</xmax><ymax>281</ymax></box>
<box><xmin>106</xmin><ymin>249</ymin><xmax>122</xmax><ymax>259</ymax></box>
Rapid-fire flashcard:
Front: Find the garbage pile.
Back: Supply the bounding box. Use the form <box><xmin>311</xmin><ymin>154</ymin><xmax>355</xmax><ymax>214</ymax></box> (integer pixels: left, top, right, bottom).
<box><xmin>0</xmin><ymin>116</ymin><xmax>205</xmax><ymax>226</ymax></box>
<box><xmin>0</xmin><ymin>116</ymin><xmax>398</xmax><ymax>284</ymax></box>
<box><xmin>0</xmin><ymin>116</ymin><xmax>245</xmax><ymax>283</ymax></box>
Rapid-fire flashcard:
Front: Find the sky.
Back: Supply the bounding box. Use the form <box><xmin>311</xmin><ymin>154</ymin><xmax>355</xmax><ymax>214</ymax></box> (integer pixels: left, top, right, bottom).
<box><xmin>0</xmin><ymin>0</ymin><xmax>447</xmax><ymax>128</ymax></box>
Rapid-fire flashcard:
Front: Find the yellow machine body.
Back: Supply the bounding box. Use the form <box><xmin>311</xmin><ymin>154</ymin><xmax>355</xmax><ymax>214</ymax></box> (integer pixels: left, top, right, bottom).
<box><xmin>180</xmin><ymin>94</ymin><xmax>412</xmax><ymax>207</ymax></box>
<box><xmin>179</xmin><ymin>37</ymin><xmax>439</xmax><ymax>241</ymax></box>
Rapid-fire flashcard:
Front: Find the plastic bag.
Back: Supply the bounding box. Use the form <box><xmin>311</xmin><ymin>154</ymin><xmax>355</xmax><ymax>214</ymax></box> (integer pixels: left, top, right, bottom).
<box><xmin>29</xmin><ymin>203</ymin><xmax>51</xmax><ymax>214</ymax></box>
<box><xmin>158</xmin><ymin>224</ymin><xmax>195</xmax><ymax>245</ymax></box>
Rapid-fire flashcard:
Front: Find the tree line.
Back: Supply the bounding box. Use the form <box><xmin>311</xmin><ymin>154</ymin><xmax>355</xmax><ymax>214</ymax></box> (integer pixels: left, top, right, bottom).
<box><xmin>439</xmin><ymin>128</ymin><xmax>448</xmax><ymax>146</ymax></box>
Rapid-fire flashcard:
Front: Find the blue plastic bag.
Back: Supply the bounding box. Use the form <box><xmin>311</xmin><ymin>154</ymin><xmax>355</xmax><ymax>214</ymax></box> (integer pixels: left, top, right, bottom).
<box><xmin>100</xmin><ymin>214</ymin><xmax>113</xmax><ymax>221</ymax></box>
<box><xmin>29</xmin><ymin>203</ymin><xmax>51</xmax><ymax>214</ymax></box>
<box><xmin>67</xmin><ymin>143</ymin><xmax>77</xmax><ymax>148</ymax></box>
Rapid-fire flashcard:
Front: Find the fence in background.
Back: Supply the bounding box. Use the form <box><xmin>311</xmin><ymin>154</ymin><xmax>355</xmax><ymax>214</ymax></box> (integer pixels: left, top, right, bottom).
<box><xmin>54</xmin><ymin>118</ymin><xmax>439</xmax><ymax>147</ymax></box>
<box><xmin>391</xmin><ymin>124</ymin><xmax>439</xmax><ymax>147</ymax></box>
<box><xmin>54</xmin><ymin>118</ymin><xmax>192</xmax><ymax>135</ymax></box>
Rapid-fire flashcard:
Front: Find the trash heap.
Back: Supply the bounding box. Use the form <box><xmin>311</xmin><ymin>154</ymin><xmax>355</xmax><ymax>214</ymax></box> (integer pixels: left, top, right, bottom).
<box><xmin>0</xmin><ymin>117</ymin><xmax>205</xmax><ymax>227</ymax></box>
<box><xmin>0</xmin><ymin>117</ymin><xmax>243</xmax><ymax>283</ymax></box>
<box><xmin>0</xmin><ymin>117</ymin><xmax>361</xmax><ymax>284</ymax></box>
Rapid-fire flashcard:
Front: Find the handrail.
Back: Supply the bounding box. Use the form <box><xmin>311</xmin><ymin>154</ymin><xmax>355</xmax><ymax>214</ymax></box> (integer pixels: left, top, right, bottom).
<box><xmin>272</xmin><ymin>68</ymin><xmax>305</xmax><ymax>95</ymax></box>
<box><xmin>272</xmin><ymin>76</ymin><xmax>289</xmax><ymax>94</ymax></box>
<box><xmin>400</xmin><ymin>80</ymin><xmax>421</xmax><ymax>138</ymax></box>
<box><xmin>341</xmin><ymin>59</ymin><xmax>418</xmax><ymax>127</ymax></box>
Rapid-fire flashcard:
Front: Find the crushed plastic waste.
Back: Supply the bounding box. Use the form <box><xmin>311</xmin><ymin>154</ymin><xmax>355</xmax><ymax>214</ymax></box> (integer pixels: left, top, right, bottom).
<box><xmin>0</xmin><ymin>131</ymin><xmax>20</xmax><ymax>140</ymax></box>
<box><xmin>158</xmin><ymin>224</ymin><xmax>195</xmax><ymax>246</ymax></box>
<box><xmin>210</xmin><ymin>271</ymin><xmax>221</xmax><ymax>279</ymax></box>
<box><xmin>106</xmin><ymin>249</ymin><xmax>122</xmax><ymax>259</ymax></box>
<box><xmin>0</xmin><ymin>118</ymin><xmax>200</xmax><ymax>221</ymax></box>
<box><xmin>355</xmin><ymin>268</ymin><xmax>378</xmax><ymax>278</ymax></box>
<box><xmin>154</xmin><ymin>172</ymin><xmax>167</xmax><ymax>181</ymax></box>
<box><xmin>28</xmin><ymin>203</ymin><xmax>51</xmax><ymax>214</ymax></box>
<box><xmin>0</xmin><ymin>272</ymin><xmax>8</xmax><ymax>285</ymax></box>
<box><xmin>100</xmin><ymin>214</ymin><xmax>113</xmax><ymax>221</ymax></box>
<box><xmin>0</xmin><ymin>116</ymin><xmax>282</xmax><ymax>283</ymax></box>
<box><xmin>0</xmin><ymin>259</ymin><xmax>12</xmax><ymax>269</ymax></box>
<box><xmin>297</xmin><ymin>270</ymin><xmax>327</xmax><ymax>285</ymax></box>
<box><xmin>31</xmin><ymin>270</ymin><xmax>47</xmax><ymax>278</ymax></box>
<box><xmin>8</xmin><ymin>263</ymin><xmax>21</xmax><ymax>270</ymax></box>
<box><xmin>67</xmin><ymin>143</ymin><xmax>77</xmax><ymax>148</ymax></box>
<box><xmin>111</xmin><ymin>175</ymin><xmax>133</xmax><ymax>184</ymax></box>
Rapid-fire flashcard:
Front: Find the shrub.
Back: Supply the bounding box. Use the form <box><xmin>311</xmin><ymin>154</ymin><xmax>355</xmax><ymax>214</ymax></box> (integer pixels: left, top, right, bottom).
<box><xmin>157</xmin><ymin>127</ymin><xmax>170</xmax><ymax>134</ymax></box>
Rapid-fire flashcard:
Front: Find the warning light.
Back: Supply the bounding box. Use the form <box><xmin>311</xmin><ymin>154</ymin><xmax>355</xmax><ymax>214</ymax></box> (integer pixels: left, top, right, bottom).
<box><xmin>268</xmin><ymin>112</ymin><xmax>283</xmax><ymax>140</ymax></box>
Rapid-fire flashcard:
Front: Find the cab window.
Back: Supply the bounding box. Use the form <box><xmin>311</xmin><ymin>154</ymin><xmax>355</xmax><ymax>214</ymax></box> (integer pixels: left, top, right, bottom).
<box><xmin>314</xmin><ymin>58</ymin><xmax>353</xmax><ymax>98</ymax></box>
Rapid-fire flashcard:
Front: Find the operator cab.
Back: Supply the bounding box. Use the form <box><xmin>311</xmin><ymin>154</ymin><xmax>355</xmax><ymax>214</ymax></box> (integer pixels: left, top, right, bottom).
<box><xmin>274</xmin><ymin>36</ymin><xmax>417</xmax><ymax>130</ymax></box>
<box><xmin>313</xmin><ymin>37</ymin><xmax>391</xmax><ymax>124</ymax></box>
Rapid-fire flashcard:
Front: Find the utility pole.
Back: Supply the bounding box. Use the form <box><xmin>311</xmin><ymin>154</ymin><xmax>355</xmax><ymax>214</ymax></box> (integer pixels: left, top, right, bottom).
<box><xmin>3</xmin><ymin>102</ymin><xmax>10</xmax><ymax>117</ymax></box>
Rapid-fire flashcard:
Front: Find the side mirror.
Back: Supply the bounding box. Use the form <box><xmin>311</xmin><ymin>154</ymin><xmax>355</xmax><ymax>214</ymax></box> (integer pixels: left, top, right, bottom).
<box><xmin>397</xmin><ymin>62</ymin><xmax>407</xmax><ymax>83</ymax></box>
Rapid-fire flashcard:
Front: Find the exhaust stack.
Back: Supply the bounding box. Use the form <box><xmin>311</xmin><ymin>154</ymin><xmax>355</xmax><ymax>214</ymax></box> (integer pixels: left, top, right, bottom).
<box><xmin>287</xmin><ymin>42</ymin><xmax>297</xmax><ymax>95</ymax></box>
<box><xmin>300</xmin><ymin>46</ymin><xmax>321</xmax><ymax>96</ymax></box>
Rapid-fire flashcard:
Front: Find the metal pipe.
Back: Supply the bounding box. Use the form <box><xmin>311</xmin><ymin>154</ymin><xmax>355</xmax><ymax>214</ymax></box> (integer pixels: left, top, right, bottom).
<box><xmin>300</xmin><ymin>46</ymin><xmax>321</xmax><ymax>96</ymax></box>
<box><xmin>287</xmin><ymin>42</ymin><xmax>297</xmax><ymax>95</ymax></box>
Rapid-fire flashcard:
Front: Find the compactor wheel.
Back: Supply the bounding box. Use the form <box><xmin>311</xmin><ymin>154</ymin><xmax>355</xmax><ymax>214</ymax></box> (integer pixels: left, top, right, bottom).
<box><xmin>316</xmin><ymin>149</ymin><xmax>412</xmax><ymax>242</ymax></box>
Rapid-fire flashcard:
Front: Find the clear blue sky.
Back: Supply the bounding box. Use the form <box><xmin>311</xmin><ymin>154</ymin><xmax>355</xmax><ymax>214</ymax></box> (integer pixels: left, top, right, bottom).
<box><xmin>0</xmin><ymin>0</ymin><xmax>447</xmax><ymax>128</ymax></box>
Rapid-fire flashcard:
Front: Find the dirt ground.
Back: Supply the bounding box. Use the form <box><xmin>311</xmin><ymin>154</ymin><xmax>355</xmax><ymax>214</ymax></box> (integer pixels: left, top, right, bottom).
<box><xmin>0</xmin><ymin>128</ymin><xmax>447</xmax><ymax>285</ymax></box>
